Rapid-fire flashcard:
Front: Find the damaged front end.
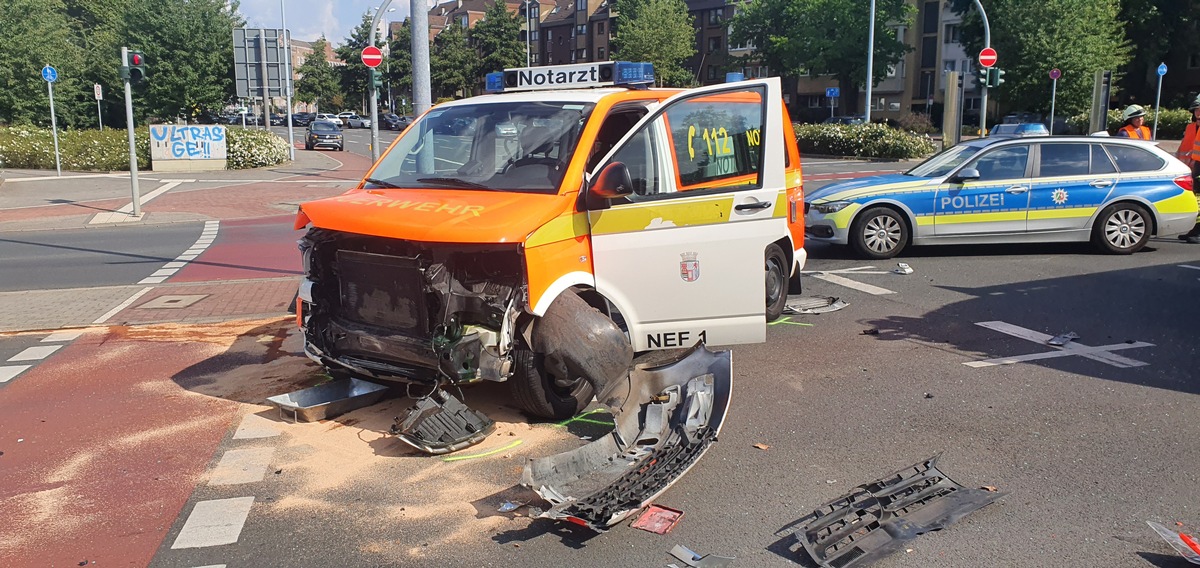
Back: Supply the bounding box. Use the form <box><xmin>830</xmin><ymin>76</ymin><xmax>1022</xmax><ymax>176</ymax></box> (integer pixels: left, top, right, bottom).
<box><xmin>521</xmin><ymin>343</ymin><xmax>732</xmax><ymax>532</ymax></box>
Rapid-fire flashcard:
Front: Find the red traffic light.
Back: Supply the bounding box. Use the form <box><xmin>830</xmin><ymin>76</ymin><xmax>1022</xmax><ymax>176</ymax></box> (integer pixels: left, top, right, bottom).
<box><xmin>131</xmin><ymin>53</ymin><xmax>143</xmax><ymax>65</ymax></box>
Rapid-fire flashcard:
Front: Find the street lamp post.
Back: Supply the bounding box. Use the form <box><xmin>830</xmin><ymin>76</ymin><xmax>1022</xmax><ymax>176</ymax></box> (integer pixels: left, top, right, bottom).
<box><xmin>368</xmin><ymin>1</ymin><xmax>395</xmax><ymax>163</ymax></box>
<box><xmin>281</xmin><ymin>0</ymin><xmax>295</xmax><ymax>160</ymax></box>
<box><xmin>973</xmin><ymin>0</ymin><xmax>991</xmax><ymax>135</ymax></box>
<box><xmin>864</xmin><ymin>0</ymin><xmax>875</xmax><ymax>123</ymax></box>
<box><xmin>524</xmin><ymin>0</ymin><xmax>532</xmax><ymax>67</ymax></box>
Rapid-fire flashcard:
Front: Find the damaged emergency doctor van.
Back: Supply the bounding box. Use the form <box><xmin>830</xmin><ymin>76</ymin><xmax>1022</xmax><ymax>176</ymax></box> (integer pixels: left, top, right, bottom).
<box><xmin>293</xmin><ymin>62</ymin><xmax>806</xmax><ymax>456</ymax></box>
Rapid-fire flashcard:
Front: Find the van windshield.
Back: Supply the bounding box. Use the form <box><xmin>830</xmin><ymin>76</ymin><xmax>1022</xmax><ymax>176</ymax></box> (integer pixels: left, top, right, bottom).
<box><xmin>366</xmin><ymin>101</ymin><xmax>596</xmax><ymax>193</ymax></box>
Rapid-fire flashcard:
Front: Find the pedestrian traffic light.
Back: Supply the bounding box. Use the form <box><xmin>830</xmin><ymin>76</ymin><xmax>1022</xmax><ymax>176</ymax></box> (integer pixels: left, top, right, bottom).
<box><xmin>991</xmin><ymin>68</ymin><xmax>1005</xmax><ymax>88</ymax></box>
<box><xmin>371</xmin><ymin>69</ymin><xmax>383</xmax><ymax>90</ymax></box>
<box><xmin>126</xmin><ymin>50</ymin><xmax>147</xmax><ymax>83</ymax></box>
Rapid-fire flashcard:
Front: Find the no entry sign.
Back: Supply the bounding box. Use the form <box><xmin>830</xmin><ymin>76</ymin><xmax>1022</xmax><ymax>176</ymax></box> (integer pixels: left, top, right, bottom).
<box><xmin>978</xmin><ymin>47</ymin><xmax>998</xmax><ymax>68</ymax></box>
<box><xmin>361</xmin><ymin>45</ymin><xmax>383</xmax><ymax>68</ymax></box>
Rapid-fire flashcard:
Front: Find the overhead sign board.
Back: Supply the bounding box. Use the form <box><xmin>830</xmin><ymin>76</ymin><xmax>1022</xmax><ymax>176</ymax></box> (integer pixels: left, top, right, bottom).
<box><xmin>978</xmin><ymin>47</ymin><xmax>998</xmax><ymax>68</ymax></box>
<box><xmin>361</xmin><ymin>45</ymin><xmax>383</xmax><ymax>68</ymax></box>
<box><xmin>233</xmin><ymin>28</ymin><xmax>291</xmax><ymax>99</ymax></box>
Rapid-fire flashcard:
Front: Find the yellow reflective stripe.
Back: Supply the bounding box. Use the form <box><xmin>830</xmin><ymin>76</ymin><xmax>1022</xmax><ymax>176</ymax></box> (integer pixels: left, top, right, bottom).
<box><xmin>934</xmin><ymin>211</ymin><xmax>1026</xmax><ymax>224</ymax></box>
<box><xmin>589</xmin><ymin>195</ymin><xmax>737</xmax><ymax>235</ymax></box>
<box><xmin>915</xmin><ymin>215</ymin><xmax>934</xmax><ymax>226</ymax></box>
<box><xmin>526</xmin><ymin>212</ymin><xmax>590</xmax><ymax>248</ymax></box>
<box><xmin>1027</xmin><ymin>207</ymin><xmax>1097</xmax><ymax>220</ymax></box>
<box><xmin>772</xmin><ymin>190</ymin><xmax>788</xmax><ymax>217</ymax></box>
<box><xmin>1154</xmin><ymin>190</ymin><xmax>1200</xmax><ymax>215</ymax></box>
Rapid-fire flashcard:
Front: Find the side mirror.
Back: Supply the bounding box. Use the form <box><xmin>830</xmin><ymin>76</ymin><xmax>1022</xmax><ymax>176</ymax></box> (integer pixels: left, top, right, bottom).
<box><xmin>591</xmin><ymin>161</ymin><xmax>634</xmax><ymax>199</ymax></box>
<box><xmin>952</xmin><ymin>168</ymin><xmax>981</xmax><ymax>183</ymax></box>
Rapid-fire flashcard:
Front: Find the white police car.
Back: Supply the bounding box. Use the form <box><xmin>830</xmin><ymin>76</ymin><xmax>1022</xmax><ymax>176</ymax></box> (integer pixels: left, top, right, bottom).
<box><xmin>805</xmin><ymin>136</ymin><xmax>1197</xmax><ymax>258</ymax></box>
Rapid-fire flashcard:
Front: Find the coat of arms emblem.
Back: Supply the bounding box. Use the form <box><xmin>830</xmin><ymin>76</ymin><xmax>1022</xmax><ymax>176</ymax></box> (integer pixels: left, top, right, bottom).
<box><xmin>680</xmin><ymin>252</ymin><xmax>700</xmax><ymax>282</ymax></box>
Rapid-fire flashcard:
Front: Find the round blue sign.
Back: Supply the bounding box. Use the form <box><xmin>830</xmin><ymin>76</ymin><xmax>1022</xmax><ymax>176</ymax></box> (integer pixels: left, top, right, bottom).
<box><xmin>1157</xmin><ymin>63</ymin><xmax>1168</xmax><ymax>76</ymax></box>
<box><xmin>41</xmin><ymin>65</ymin><xmax>58</xmax><ymax>83</ymax></box>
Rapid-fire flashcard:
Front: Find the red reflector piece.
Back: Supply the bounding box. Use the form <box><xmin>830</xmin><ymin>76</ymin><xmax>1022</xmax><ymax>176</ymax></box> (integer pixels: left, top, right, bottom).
<box><xmin>1174</xmin><ymin>175</ymin><xmax>1194</xmax><ymax>192</ymax></box>
<box><xmin>565</xmin><ymin>516</ymin><xmax>589</xmax><ymax>527</ymax></box>
<box><xmin>1182</xmin><ymin>531</ymin><xmax>1200</xmax><ymax>555</ymax></box>
<box><xmin>295</xmin><ymin>297</ymin><xmax>304</xmax><ymax>328</ymax></box>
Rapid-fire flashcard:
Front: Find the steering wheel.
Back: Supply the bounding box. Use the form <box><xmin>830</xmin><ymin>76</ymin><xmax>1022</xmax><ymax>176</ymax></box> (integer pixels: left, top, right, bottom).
<box><xmin>502</xmin><ymin>156</ymin><xmax>561</xmax><ymax>174</ymax></box>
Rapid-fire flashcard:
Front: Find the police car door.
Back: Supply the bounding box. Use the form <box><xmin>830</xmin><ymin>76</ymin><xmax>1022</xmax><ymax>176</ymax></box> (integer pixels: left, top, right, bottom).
<box><xmin>935</xmin><ymin>143</ymin><xmax>1032</xmax><ymax>236</ymax></box>
<box><xmin>586</xmin><ymin>78</ymin><xmax>786</xmax><ymax>351</ymax></box>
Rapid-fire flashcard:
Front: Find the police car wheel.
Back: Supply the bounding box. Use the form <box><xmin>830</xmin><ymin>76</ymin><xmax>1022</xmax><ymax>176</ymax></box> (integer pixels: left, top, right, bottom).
<box><xmin>851</xmin><ymin>207</ymin><xmax>908</xmax><ymax>259</ymax></box>
<box><xmin>1092</xmin><ymin>202</ymin><xmax>1150</xmax><ymax>254</ymax></box>
<box><xmin>509</xmin><ymin>345</ymin><xmax>594</xmax><ymax>420</ymax></box>
<box><xmin>765</xmin><ymin>243</ymin><xmax>789</xmax><ymax>321</ymax></box>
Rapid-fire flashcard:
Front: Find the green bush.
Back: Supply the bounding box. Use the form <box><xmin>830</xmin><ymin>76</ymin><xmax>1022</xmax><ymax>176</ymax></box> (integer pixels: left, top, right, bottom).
<box><xmin>0</xmin><ymin>124</ymin><xmax>290</xmax><ymax>170</ymax></box>
<box><xmin>1065</xmin><ymin>107</ymin><xmax>1192</xmax><ymax>138</ymax></box>
<box><xmin>897</xmin><ymin>112</ymin><xmax>937</xmax><ymax>135</ymax></box>
<box><xmin>794</xmin><ymin>122</ymin><xmax>936</xmax><ymax>160</ymax></box>
<box><xmin>224</xmin><ymin>127</ymin><xmax>291</xmax><ymax>169</ymax></box>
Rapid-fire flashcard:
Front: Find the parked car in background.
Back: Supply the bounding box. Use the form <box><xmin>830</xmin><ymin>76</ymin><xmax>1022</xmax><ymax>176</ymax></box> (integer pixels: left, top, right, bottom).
<box><xmin>305</xmin><ymin>120</ymin><xmax>343</xmax><ymax>151</ymax></box>
<box><xmin>337</xmin><ymin>111</ymin><xmax>356</xmax><ymax>123</ymax></box>
<box><xmin>989</xmin><ymin>123</ymin><xmax>1049</xmax><ymax>137</ymax></box>
<box><xmin>291</xmin><ymin>113</ymin><xmax>314</xmax><ymax>126</ymax></box>
<box><xmin>380</xmin><ymin>114</ymin><xmax>413</xmax><ymax>131</ymax></box>
<box><xmin>315</xmin><ymin>113</ymin><xmax>342</xmax><ymax>126</ymax></box>
<box><xmin>270</xmin><ymin>114</ymin><xmax>286</xmax><ymax>126</ymax></box>
<box><xmin>345</xmin><ymin>115</ymin><xmax>372</xmax><ymax>129</ymax></box>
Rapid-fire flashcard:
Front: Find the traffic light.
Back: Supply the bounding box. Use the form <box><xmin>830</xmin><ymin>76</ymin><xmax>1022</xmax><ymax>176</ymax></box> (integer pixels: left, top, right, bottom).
<box><xmin>126</xmin><ymin>50</ymin><xmax>146</xmax><ymax>83</ymax></box>
<box><xmin>371</xmin><ymin>69</ymin><xmax>383</xmax><ymax>90</ymax></box>
<box><xmin>992</xmin><ymin>68</ymin><xmax>1005</xmax><ymax>88</ymax></box>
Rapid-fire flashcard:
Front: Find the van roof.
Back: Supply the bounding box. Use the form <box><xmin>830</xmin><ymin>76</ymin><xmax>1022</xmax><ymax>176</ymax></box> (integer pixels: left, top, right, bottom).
<box><xmin>433</xmin><ymin>87</ymin><xmax>682</xmax><ymax>108</ymax></box>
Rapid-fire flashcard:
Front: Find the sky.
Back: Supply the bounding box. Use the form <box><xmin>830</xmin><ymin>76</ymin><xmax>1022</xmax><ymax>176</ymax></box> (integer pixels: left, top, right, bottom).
<box><xmin>237</xmin><ymin>0</ymin><xmax>416</xmax><ymax>46</ymax></box>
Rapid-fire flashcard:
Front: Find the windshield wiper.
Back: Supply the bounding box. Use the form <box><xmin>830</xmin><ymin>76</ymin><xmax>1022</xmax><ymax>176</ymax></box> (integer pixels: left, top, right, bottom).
<box><xmin>364</xmin><ymin>177</ymin><xmax>402</xmax><ymax>188</ymax></box>
<box><xmin>415</xmin><ymin>177</ymin><xmax>496</xmax><ymax>191</ymax></box>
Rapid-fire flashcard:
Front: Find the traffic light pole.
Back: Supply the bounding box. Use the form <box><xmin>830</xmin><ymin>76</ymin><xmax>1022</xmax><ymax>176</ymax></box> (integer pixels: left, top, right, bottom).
<box><xmin>973</xmin><ymin>0</ymin><xmax>991</xmax><ymax>136</ymax></box>
<box><xmin>121</xmin><ymin>46</ymin><xmax>142</xmax><ymax>217</ymax></box>
<box><xmin>368</xmin><ymin>0</ymin><xmax>393</xmax><ymax>164</ymax></box>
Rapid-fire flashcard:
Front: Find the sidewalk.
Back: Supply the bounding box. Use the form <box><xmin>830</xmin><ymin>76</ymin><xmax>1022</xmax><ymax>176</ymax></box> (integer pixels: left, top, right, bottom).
<box><xmin>0</xmin><ymin>148</ymin><xmax>375</xmax><ymax>332</ymax></box>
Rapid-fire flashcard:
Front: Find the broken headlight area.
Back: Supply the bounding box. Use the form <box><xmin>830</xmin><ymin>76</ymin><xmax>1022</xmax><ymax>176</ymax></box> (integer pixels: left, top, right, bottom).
<box><xmin>521</xmin><ymin>343</ymin><xmax>732</xmax><ymax>532</ymax></box>
<box><xmin>299</xmin><ymin>229</ymin><xmax>522</xmax><ymax>387</ymax></box>
<box><xmin>775</xmin><ymin>454</ymin><xmax>1005</xmax><ymax>568</ymax></box>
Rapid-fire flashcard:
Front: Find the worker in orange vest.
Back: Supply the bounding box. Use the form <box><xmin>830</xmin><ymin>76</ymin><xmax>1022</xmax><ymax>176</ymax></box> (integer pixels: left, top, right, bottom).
<box><xmin>1116</xmin><ymin>105</ymin><xmax>1151</xmax><ymax>139</ymax></box>
<box><xmin>1178</xmin><ymin>96</ymin><xmax>1200</xmax><ymax>243</ymax></box>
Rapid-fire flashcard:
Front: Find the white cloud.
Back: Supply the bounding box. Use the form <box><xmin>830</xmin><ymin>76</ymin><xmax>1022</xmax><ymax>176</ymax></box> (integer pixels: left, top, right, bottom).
<box><xmin>237</xmin><ymin>0</ymin><xmax>413</xmax><ymax>46</ymax></box>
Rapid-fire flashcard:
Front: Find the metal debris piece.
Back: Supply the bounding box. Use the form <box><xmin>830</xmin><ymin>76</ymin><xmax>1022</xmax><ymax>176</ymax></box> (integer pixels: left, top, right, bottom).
<box><xmin>753</xmin><ymin>443</ymin><xmax>770</xmax><ymax>450</ymax></box>
<box><xmin>522</xmin><ymin>344</ymin><xmax>731</xmax><ymax>532</ymax></box>
<box><xmin>1046</xmin><ymin>332</ymin><xmax>1079</xmax><ymax>347</ymax></box>
<box><xmin>1148</xmin><ymin>521</ymin><xmax>1200</xmax><ymax>564</ymax></box>
<box><xmin>632</xmin><ymin>504</ymin><xmax>684</xmax><ymax>535</ymax></box>
<box><xmin>391</xmin><ymin>389</ymin><xmax>495</xmax><ymax>454</ymax></box>
<box><xmin>777</xmin><ymin>454</ymin><xmax>1005</xmax><ymax>568</ymax></box>
<box><xmin>861</xmin><ymin>329</ymin><xmax>879</xmax><ymax>336</ymax></box>
<box><xmin>784</xmin><ymin>296</ymin><xmax>849</xmax><ymax>315</ymax></box>
<box><xmin>498</xmin><ymin>501</ymin><xmax>526</xmax><ymax>513</ymax></box>
<box><xmin>892</xmin><ymin>263</ymin><xmax>914</xmax><ymax>275</ymax></box>
<box><xmin>668</xmin><ymin>544</ymin><xmax>735</xmax><ymax>568</ymax></box>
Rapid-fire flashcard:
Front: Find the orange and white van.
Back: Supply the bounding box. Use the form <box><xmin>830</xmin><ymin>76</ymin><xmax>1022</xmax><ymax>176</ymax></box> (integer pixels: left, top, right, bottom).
<box><xmin>293</xmin><ymin>62</ymin><xmax>804</xmax><ymax>450</ymax></box>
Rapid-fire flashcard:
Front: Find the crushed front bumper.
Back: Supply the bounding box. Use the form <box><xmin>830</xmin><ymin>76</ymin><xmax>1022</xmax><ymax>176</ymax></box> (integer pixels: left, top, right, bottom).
<box><xmin>521</xmin><ymin>343</ymin><xmax>732</xmax><ymax>532</ymax></box>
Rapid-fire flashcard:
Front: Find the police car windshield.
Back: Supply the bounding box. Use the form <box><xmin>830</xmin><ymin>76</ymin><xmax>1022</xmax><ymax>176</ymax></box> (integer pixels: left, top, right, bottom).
<box><xmin>905</xmin><ymin>144</ymin><xmax>981</xmax><ymax>178</ymax></box>
<box><xmin>367</xmin><ymin>101</ymin><xmax>595</xmax><ymax>193</ymax></box>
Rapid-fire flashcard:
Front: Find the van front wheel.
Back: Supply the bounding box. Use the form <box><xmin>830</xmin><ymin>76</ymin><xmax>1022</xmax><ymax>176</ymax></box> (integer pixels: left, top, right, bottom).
<box><xmin>765</xmin><ymin>243</ymin><xmax>789</xmax><ymax>321</ymax></box>
<box><xmin>509</xmin><ymin>344</ymin><xmax>594</xmax><ymax>420</ymax></box>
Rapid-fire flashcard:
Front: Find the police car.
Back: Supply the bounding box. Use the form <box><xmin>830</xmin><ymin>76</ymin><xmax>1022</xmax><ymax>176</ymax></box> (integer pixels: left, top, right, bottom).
<box><xmin>805</xmin><ymin>135</ymin><xmax>1197</xmax><ymax>259</ymax></box>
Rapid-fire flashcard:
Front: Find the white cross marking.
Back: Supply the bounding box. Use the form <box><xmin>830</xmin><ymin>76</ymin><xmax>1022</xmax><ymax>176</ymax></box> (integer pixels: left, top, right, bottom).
<box><xmin>966</xmin><ymin>320</ymin><xmax>1153</xmax><ymax>369</ymax></box>
<box><xmin>802</xmin><ymin>266</ymin><xmax>896</xmax><ymax>295</ymax></box>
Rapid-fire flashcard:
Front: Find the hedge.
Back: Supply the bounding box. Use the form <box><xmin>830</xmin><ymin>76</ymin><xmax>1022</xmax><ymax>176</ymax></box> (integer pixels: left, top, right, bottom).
<box><xmin>794</xmin><ymin>122</ymin><xmax>937</xmax><ymax>160</ymax></box>
<box><xmin>0</xmin><ymin>125</ymin><xmax>290</xmax><ymax>171</ymax></box>
<box><xmin>1065</xmin><ymin>108</ymin><xmax>1193</xmax><ymax>138</ymax></box>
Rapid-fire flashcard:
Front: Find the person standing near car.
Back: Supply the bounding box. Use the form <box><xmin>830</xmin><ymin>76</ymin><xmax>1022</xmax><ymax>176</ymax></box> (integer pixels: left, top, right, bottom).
<box><xmin>1177</xmin><ymin>96</ymin><xmax>1200</xmax><ymax>243</ymax></box>
<box><xmin>1116</xmin><ymin>105</ymin><xmax>1152</xmax><ymax>139</ymax></box>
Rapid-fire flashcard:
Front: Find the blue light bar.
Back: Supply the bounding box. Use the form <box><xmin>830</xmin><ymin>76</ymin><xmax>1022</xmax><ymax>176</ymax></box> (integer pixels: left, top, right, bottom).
<box><xmin>725</xmin><ymin>72</ymin><xmax>745</xmax><ymax>83</ymax></box>
<box><xmin>485</xmin><ymin>72</ymin><xmax>505</xmax><ymax>93</ymax></box>
<box><xmin>614</xmin><ymin>62</ymin><xmax>655</xmax><ymax>86</ymax></box>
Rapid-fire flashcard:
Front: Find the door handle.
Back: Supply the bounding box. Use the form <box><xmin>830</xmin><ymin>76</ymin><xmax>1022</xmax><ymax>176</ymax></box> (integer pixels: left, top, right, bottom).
<box><xmin>735</xmin><ymin>201</ymin><xmax>772</xmax><ymax>211</ymax></box>
<box><xmin>1005</xmin><ymin>186</ymin><xmax>1029</xmax><ymax>194</ymax></box>
<box><xmin>1090</xmin><ymin>179</ymin><xmax>1114</xmax><ymax>188</ymax></box>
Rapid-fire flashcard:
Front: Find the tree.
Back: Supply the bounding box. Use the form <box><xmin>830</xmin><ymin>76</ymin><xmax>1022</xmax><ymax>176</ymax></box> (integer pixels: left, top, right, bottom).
<box><xmin>124</xmin><ymin>0</ymin><xmax>243</xmax><ymax>121</ymax></box>
<box><xmin>431</xmin><ymin>22</ymin><xmax>476</xmax><ymax>99</ymax></box>
<box><xmin>731</xmin><ymin>0</ymin><xmax>911</xmax><ymax>114</ymax></box>
<box><xmin>334</xmin><ymin>11</ymin><xmax>379</xmax><ymax>113</ymax></box>
<box><xmin>611</xmin><ymin>0</ymin><xmax>696</xmax><ymax>87</ymax></box>
<box><xmin>470</xmin><ymin>0</ymin><xmax>525</xmax><ymax>77</ymax></box>
<box><xmin>388</xmin><ymin>21</ymin><xmax>413</xmax><ymax>112</ymax></box>
<box><xmin>1117</xmin><ymin>0</ymin><xmax>1200</xmax><ymax>107</ymax></box>
<box><xmin>295</xmin><ymin>37</ymin><xmax>341</xmax><ymax>111</ymax></box>
<box><xmin>949</xmin><ymin>0</ymin><xmax>1131</xmax><ymax>115</ymax></box>
<box><xmin>0</xmin><ymin>0</ymin><xmax>87</xmax><ymax>127</ymax></box>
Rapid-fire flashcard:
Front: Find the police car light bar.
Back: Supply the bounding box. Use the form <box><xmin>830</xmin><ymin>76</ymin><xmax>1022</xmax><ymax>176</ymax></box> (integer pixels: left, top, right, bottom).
<box><xmin>486</xmin><ymin>61</ymin><xmax>654</xmax><ymax>93</ymax></box>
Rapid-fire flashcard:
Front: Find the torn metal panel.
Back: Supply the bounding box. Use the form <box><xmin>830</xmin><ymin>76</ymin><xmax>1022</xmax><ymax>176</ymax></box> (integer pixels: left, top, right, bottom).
<box><xmin>521</xmin><ymin>343</ymin><xmax>732</xmax><ymax>532</ymax></box>
<box><xmin>783</xmin><ymin>296</ymin><xmax>848</xmax><ymax>315</ymax></box>
<box><xmin>391</xmin><ymin>390</ymin><xmax>496</xmax><ymax>454</ymax></box>
<box><xmin>1148</xmin><ymin>521</ymin><xmax>1200</xmax><ymax>564</ymax></box>
<box><xmin>778</xmin><ymin>454</ymin><xmax>1004</xmax><ymax>568</ymax></box>
<box><xmin>668</xmin><ymin>544</ymin><xmax>735</xmax><ymax>568</ymax></box>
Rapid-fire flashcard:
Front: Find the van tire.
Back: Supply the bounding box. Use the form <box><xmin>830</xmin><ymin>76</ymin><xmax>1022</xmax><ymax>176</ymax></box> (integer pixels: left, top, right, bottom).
<box><xmin>509</xmin><ymin>344</ymin><xmax>594</xmax><ymax>420</ymax></box>
<box><xmin>765</xmin><ymin>243</ymin><xmax>789</xmax><ymax>321</ymax></box>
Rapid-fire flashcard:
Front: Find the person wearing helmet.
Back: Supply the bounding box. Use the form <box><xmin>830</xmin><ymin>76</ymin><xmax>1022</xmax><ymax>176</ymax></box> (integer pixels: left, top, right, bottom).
<box><xmin>1177</xmin><ymin>96</ymin><xmax>1200</xmax><ymax>243</ymax></box>
<box><xmin>1116</xmin><ymin>105</ymin><xmax>1151</xmax><ymax>139</ymax></box>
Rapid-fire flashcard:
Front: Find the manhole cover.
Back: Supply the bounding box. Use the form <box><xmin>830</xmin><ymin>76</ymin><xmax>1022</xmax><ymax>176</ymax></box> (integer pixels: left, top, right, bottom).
<box><xmin>138</xmin><ymin>294</ymin><xmax>208</xmax><ymax>309</ymax></box>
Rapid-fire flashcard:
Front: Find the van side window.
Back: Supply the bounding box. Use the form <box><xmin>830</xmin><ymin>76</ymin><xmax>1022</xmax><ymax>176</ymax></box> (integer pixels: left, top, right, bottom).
<box><xmin>586</xmin><ymin>109</ymin><xmax>646</xmax><ymax>173</ymax></box>
<box><xmin>665</xmin><ymin>87</ymin><xmax>766</xmax><ymax>189</ymax></box>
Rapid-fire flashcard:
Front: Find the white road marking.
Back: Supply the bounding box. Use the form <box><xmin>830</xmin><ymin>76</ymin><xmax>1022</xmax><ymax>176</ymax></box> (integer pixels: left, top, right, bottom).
<box><xmin>42</xmin><ymin>330</ymin><xmax>85</xmax><ymax>342</ymax></box>
<box><xmin>209</xmin><ymin>447</ymin><xmax>276</xmax><ymax>485</ymax></box>
<box><xmin>190</xmin><ymin>565</ymin><xmax>227</xmax><ymax>568</ymax></box>
<box><xmin>233</xmin><ymin>413</ymin><xmax>282</xmax><ymax>440</ymax></box>
<box><xmin>1179</xmin><ymin>264</ymin><xmax>1200</xmax><ymax>271</ymax></box>
<box><xmin>809</xmin><ymin>273</ymin><xmax>895</xmax><ymax>295</ymax></box>
<box><xmin>0</xmin><ymin>365</ymin><xmax>32</xmax><ymax>383</ymax></box>
<box><xmin>138</xmin><ymin>220</ymin><xmax>219</xmax><ymax>285</ymax></box>
<box><xmin>9</xmin><ymin>345</ymin><xmax>63</xmax><ymax>362</ymax></box>
<box><xmin>968</xmin><ymin>320</ymin><xmax>1152</xmax><ymax>368</ymax></box>
<box><xmin>171</xmin><ymin>497</ymin><xmax>255</xmax><ymax>549</ymax></box>
<box><xmin>93</xmin><ymin>286</ymin><xmax>154</xmax><ymax>324</ymax></box>
<box><xmin>89</xmin><ymin>180</ymin><xmax>187</xmax><ymax>225</ymax></box>
<box><xmin>4</xmin><ymin>173</ymin><xmax>125</xmax><ymax>183</ymax></box>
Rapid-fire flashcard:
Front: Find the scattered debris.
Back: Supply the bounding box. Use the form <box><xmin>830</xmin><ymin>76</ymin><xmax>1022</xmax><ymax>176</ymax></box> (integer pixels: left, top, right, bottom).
<box><xmin>777</xmin><ymin>454</ymin><xmax>1005</xmax><ymax>568</ymax></box>
<box><xmin>981</xmin><ymin>485</ymin><xmax>998</xmax><ymax>492</ymax></box>
<box><xmin>266</xmin><ymin>378</ymin><xmax>389</xmax><ymax>423</ymax></box>
<box><xmin>668</xmin><ymin>544</ymin><xmax>735</xmax><ymax>568</ymax></box>
<box><xmin>632</xmin><ymin>504</ymin><xmax>684</xmax><ymax>535</ymax></box>
<box><xmin>753</xmin><ymin>443</ymin><xmax>770</xmax><ymax>450</ymax></box>
<box><xmin>892</xmin><ymin>262</ymin><xmax>914</xmax><ymax>275</ymax></box>
<box><xmin>17</xmin><ymin>439</ymin><xmax>23</xmax><ymax>443</ymax></box>
<box><xmin>924</xmin><ymin>392</ymin><xmax>934</xmax><ymax>399</ymax></box>
<box><xmin>784</xmin><ymin>296</ymin><xmax>848</xmax><ymax>315</ymax></box>
<box><xmin>274</xmin><ymin>469</ymin><xmax>282</xmax><ymax>475</ymax></box>
<box><xmin>1147</xmin><ymin>521</ymin><xmax>1200</xmax><ymax>564</ymax></box>
<box><xmin>523</xmin><ymin>344</ymin><xmax>731</xmax><ymax>532</ymax></box>
<box><xmin>498</xmin><ymin>501</ymin><xmax>526</xmax><ymax>513</ymax></box>
<box><xmin>861</xmin><ymin>329</ymin><xmax>879</xmax><ymax>336</ymax></box>
<box><xmin>395</xmin><ymin>390</ymin><xmax>496</xmax><ymax>455</ymax></box>
<box><xmin>1046</xmin><ymin>332</ymin><xmax>1079</xmax><ymax>347</ymax></box>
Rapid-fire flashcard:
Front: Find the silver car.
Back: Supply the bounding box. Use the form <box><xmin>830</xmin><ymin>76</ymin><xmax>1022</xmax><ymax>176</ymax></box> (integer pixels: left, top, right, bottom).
<box><xmin>805</xmin><ymin>136</ymin><xmax>1197</xmax><ymax>258</ymax></box>
<box><xmin>345</xmin><ymin>115</ymin><xmax>372</xmax><ymax>128</ymax></box>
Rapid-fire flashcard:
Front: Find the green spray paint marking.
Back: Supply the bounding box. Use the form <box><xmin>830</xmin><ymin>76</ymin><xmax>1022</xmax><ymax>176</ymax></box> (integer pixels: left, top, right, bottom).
<box><xmin>769</xmin><ymin>317</ymin><xmax>814</xmax><ymax>327</ymax></box>
<box><xmin>441</xmin><ymin>438</ymin><xmax>523</xmax><ymax>462</ymax></box>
